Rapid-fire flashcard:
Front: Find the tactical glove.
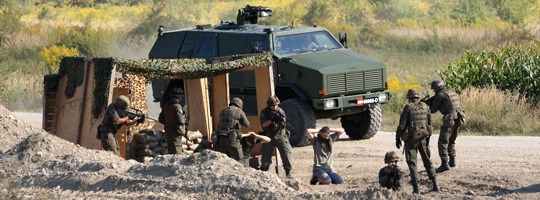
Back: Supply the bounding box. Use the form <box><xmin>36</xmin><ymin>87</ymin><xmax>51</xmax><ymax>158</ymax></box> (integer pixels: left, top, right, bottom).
<box><xmin>395</xmin><ymin>138</ymin><xmax>402</xmax><ymax>149</ymax></box>
<box><xmin>270</xmin><ymin>114</ymin><xmax>284</xmax><ymax>123</ymax></box>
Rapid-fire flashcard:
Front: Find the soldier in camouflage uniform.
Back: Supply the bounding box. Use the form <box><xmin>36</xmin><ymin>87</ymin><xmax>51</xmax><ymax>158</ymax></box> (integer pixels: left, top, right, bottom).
<box><xmin>260</xmin><ymin>95</ymin><xmax>293</xmax><ymax>177</ymax></box>
<box><xmin>424</xmin><ymin>80</ymin><xmax>463</xmax><ymax>173</ymax></box>
<box><xmin>214</xmin><ymin>97</ymin><xmax>250</xmax><ymax>165</ymax></box>
<box><xmin>396</xmin><ymin>89</ymin><xmax>440</xmax><ymax>194</ymax></box>
<box><xmin>158</xmin><ymin>87</ymin><xmax>188</xmax><ymax>154</ymax></box>
<box><xmin>379</xmin><ymin>151</ymin><xmax>403</xmax><ymax>191</ymax></box>
<box><xmin>99</xmin><ymin>95</ymin><xmax>137</xmax><ymax>156</ymax></box>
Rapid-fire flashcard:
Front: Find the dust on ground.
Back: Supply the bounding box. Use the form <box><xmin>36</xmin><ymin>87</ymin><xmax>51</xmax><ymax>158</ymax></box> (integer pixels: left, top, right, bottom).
<box><xmin>1</xmin><ymin>105</ymin><xmax>539</xmax><ymax>199</ymax></box>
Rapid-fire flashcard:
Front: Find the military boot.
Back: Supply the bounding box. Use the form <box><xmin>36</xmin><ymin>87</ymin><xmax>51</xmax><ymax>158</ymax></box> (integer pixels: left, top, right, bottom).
<box><xmin>431</xmin><ymin>178</ymin><xmax>440</xmax><ymax>192</ymax></box>
<box><xmin>449</xmin><ymin>155</ymin><xmax>456</xmax><ymax>167</ymax></box>
<box><xmin>411</xmin><ymin>181</ymin><xmax>420</xmax><ymax>194</ymax></box>
<box><xmin>436</xmin><ymin>161</ymin><xmax>450</xmax><ymax>173</ymax></box>
<box><xmin>285</xmin><ymin>169</ymin><xmax>292</xmax><ymax>178</ymax></box>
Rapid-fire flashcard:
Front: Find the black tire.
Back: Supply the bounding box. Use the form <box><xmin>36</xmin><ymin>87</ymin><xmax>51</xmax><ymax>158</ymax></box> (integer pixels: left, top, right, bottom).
<box><xmin>280</xmin><ymin>98</ymin><xmax>316</xmax><ymax>147</ymax></box>
<box><xmin>340</xmin><ymin>104</ymin><xmax>382</xmax><ymax>140</ymax></box>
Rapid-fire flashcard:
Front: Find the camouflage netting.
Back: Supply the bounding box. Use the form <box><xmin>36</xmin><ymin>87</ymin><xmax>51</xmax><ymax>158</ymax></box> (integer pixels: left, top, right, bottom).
<box><xmin>115</xmin><ymin>52</ymin><xmax>273</xmax><ymax>80</ymax></box>
<box><xmin>45</xmin><ymin>53</ymin><xmax>273</xmax><ymax>118</ymax></box>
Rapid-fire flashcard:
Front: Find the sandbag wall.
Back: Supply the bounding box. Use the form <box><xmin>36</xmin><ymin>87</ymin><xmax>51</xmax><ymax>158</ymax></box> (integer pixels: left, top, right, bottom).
<box><xmin>132</xmin><ymin>129</ymin><xmax>213</xmax><ymax>162</ymax></box>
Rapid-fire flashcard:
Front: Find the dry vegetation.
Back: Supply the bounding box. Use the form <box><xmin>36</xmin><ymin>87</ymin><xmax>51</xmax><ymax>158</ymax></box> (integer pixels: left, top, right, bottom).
<box><xmin>0</xmin><ymin>0</ymin><xmax>539</xmax><ymax>136</ymax></box>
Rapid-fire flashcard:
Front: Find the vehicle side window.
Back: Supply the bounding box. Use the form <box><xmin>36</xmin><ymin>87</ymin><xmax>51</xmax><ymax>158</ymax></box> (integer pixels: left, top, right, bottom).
<box><xmin>249</xmin><ymin>40</ymin><xmax>268</xmax><ymax>53</ymax></box>
<box><xmin>195</xmin><ymin>37</ymin><xmax>216</xmax><ymax>57</ymax></box>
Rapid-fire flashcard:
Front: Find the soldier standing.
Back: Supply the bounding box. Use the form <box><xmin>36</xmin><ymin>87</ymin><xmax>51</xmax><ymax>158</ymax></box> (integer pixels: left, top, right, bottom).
<box><xmin>214</xmin><ymin>97</ymin><xmax>251</xmax><ymax>165</ymax></box>
<box><xmin>259</xmin><ymin>95</ymin><xmax>293</xmax><ymax>177</ymax></box>
<box><xmin>424</xmin><ymin>80</ymin><xmax>463</xmax><ymax>172</ymax></box>
<box><xmin>159</xmin><ymin>87</ymin><xmax>187</xmax><ymax>154</ymax></box>
<box><xmin>379</xmin><ymin>151</ymin><xmax>404</xmax><ymax>191</ymax></box>
<box><xmin>396</xmin><ymin>89</ymin><xmax>440</xmax><ymax>194</ymax></box>
<box><xmin>98</xmin><ymin>95</ymin><xmax>137</xmax><ymax>156</ymax></box>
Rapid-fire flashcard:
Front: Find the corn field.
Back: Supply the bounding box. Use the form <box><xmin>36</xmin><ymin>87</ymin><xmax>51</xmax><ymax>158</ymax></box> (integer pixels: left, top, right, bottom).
<box><xmin>439</xmin><ymin>44</ymin><xmax>540</xmax><ymax>103</ymax></box>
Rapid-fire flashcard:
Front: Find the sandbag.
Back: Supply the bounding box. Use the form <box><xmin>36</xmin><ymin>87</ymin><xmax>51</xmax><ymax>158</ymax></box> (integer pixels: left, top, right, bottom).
<box><xmin>134</xmin><ymin>143</ymin><xmax>150</xmax><ymax>151</ymax></box>
<box><xmin>134</xmin><ymin>133</ymin><xmax>158</xmax><ymax>143</ymax></box>
<box><xmin>136</xmin><ymin>148</ymin><xmax>158</xmax><ymax>157</ymax></box>
<box><xmin>152</xmin><ymin>146</ymin><xmax>164</xmax><ymax>154</ymax></box>
<box><xmin>186</xmin><ymin>130</ymin><xmax>203</xmax><ymax>141</ymax></box>
<box><xmin>188</xmin><ymin>143</ymin><xmax>199</xmax><ymax>151</ymax></box>
<box><xmin>147</xmin><ymin>141</ymin><xmax>159</xmax><ymax>148</ymax></box>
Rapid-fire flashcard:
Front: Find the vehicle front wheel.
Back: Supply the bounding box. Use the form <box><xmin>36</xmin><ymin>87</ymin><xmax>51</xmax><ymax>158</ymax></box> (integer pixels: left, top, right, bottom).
<box><xmin>280</xmin><ymin>98</ymin><xmax>316</xmax><ymax>147</ymax></box>
<box><xmin>340</xmin><ymin>104</ymin><xmax>382</xmax><ymax>140</ymax></box>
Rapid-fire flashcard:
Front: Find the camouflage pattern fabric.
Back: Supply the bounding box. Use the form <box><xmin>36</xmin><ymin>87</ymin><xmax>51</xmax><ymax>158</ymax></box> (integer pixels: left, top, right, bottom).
<box><xmin>160</xmin><ymin>96</ymin><xmax>187</xmax><ymax>154</ymax></box>
<box><xmin>214</xmin><ymin>105</ymin><xmax>250</xmax><ymax>165</ymax></box>
<box><xmin>396</xmin><ymin>99</ymin><xmax>436</xmax><ymax>184</ymax></box>
<box><xmin>378</xmin><ymin>166</ymin><xmax>403</xmax><ymax>191</ymax></box>
<box><xmin>427</xmin><ymin>89</ymin><xmax>462</xmax><ymax>163</ymax></box>
<box><xmin>99</xmin><ymin>103</ymin><xmax>123</xmax><ymax>156</ymax></box>
<box><xmin>259</xmin><ymin>107</ymin><xmax>292</xmax><ymax>172</ymax></box>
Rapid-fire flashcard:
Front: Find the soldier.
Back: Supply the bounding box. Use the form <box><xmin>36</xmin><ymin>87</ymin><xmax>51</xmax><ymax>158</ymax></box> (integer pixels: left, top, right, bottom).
<box><xmin>306</xmin><ymin>126</ymin><xmax>344</xmax><ymax>185</ymax></box>
<box><xmin>379</xmin><ymin>151</ymin><xmax>404</xmax><ymax>191</ymax></box>
<box><xmin>98</xmin><ymin>95</ymin><xmax>137</xmax><ymax>156</ymax></box>
<box><xmin>158</xmin><ymin>87</ymin><xmax>187</xmax><ymax>154</ymax></box>
<box><xmin>424</xmin><ymin>80</ymin><xmax>463</xmax><ymax>172</ymax></box>
<box><xmin>396</xmin><ymin>89</ymin><xmax>440</xmax><ymax>194</ymax></box>
<box><xmin>214</xmin><ymin>97</ymin><xmax>251</xmax><ymax>165</ymax></box>
<box><xmin>259</xmin><ymin>95</ymin><xmax>293</xmax><ymax>177</ymax></box>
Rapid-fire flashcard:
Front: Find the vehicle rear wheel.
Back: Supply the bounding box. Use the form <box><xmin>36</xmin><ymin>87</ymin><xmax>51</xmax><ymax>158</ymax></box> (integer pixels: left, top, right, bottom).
<box><xmin>280</xmin><ymin>98</ymin><xmax>316</xmax><ymax>147</ymax></box>
<box><xmin>340</xmin><ymin>104</ymin><xmax>382</xmax><ymax>140</ymax></box>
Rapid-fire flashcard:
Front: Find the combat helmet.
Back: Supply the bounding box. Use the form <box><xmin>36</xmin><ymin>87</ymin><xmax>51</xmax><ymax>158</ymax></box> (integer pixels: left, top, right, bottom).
<box><xmin>431</xmin><ymin>80</ymin><xmax>445</xmax><ymax>90</ymax></box>
<box><xmin>230</xmin><ymin>97</ymin><xmax>243</xmax><ymax>109</ymax></box>
<box><xmin>406</xmin><ymin>89</ymin><xmax>420</xmax><ymax>99</ymax></box>
<box><xmin>384</xmin><ymin>151</ymin><xmax>399</xmax><ymax>163</ymax></box>
<box><xmin>115</xmin><ymin>95</ymin><xmax>130</xmax><ymax>109</ymax></box>
<box><xmin>267</xmin><ymin>95</ymin><xmax>280</xmax><ymax>106</ymax></box>
<box><xmin>169</xmin><ymin>87</ymin><xmax>184</xmax><ymax>95</ymax></box>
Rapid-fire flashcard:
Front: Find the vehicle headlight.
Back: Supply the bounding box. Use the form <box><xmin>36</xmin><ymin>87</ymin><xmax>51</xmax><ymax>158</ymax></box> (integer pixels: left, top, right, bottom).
<box><xmin>324</xmin><ymin>99</ymin><xmax>337</xmax><ymax>109</ymax></box>
<box><xmin>378</xmin><ymin>93</ymin><xmax>388</xmax><ymax>102</ymax></box>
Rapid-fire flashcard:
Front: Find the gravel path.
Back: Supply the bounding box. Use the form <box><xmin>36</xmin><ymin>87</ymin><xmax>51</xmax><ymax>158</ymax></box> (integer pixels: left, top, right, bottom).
<box><xmin>2</xmin><ymin>107</ymin><xmax>540</xmax><ymax>199</ymax></box>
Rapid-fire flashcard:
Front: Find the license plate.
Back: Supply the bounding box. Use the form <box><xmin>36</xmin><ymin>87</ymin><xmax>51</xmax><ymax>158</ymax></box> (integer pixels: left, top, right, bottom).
<box><xmin>357</xmin><ymin>97</ymin><xmax>379</xmax><ymax>106</ymax></box>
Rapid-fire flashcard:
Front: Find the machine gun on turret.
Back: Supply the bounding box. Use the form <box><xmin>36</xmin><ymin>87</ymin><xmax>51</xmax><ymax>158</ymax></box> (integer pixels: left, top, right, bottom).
<box><xmin>237</xmin><ymin>5</ymin><xmax>273</xmax><ymax>25</ymax></box>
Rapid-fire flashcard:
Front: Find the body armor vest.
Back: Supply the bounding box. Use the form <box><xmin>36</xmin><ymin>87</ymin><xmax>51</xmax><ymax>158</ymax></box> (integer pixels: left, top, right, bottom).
<box><xmin>409</xmin><ymin>102</ymin><xmax>428</xmax><ymax>128</ymax></box>
<box><xmin>218</xmin><ymin>106</ymin><xmax>239</xmax><ymax>136</ymax></box>
<box><xmin>444</xmin><ymin>90</ymin><xmax>461</xmax><ymax>119</ymax></box>
<box><xmin>408</xmin><ymin>102</ymin><xmax>429</xmax><ymax>140</ymax></box>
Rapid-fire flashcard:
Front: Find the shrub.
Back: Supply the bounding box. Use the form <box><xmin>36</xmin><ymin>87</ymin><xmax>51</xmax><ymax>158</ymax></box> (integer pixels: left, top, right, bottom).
<box><xmin>39</xmin><ymin>45</ymin><xmax>80</xmax><ymax>74</ymax></box>
<box><xmin>439</xmin><ymin>44</ymin><xmax>540</xmax><ymax>103</ymax></box>
<box><xmin>384</xmin><ymin>75</ymin><xmax>422</xmax><ymax>113</ymax></box>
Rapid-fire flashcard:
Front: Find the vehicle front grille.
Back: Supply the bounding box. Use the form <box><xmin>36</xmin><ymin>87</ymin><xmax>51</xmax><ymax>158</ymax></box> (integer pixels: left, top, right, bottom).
<box><xmin>327</xmin><ymin>69</ymin><xmax>383</xmax><ymax>94</ymax></box>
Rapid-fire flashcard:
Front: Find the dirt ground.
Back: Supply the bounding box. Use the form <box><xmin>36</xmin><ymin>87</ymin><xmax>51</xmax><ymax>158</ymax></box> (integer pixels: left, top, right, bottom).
<box><xmin>2</xmin><ymin>107</ymin><xmax>540</xmax><ymax>199</ymax></box>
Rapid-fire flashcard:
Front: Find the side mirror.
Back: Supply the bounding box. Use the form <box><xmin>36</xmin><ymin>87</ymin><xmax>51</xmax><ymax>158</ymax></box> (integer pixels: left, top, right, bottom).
<box><xmin>339</xmin><ymin>32</ymin><xmax>348</xmax><ymax>48</ymax></box>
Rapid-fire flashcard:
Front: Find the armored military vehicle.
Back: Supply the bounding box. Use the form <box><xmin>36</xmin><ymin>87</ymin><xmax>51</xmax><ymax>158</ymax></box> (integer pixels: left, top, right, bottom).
<box><xmin>149</xmin><ymin>5</ymin><xmax>391</xmax><ymax>146</ymax></box>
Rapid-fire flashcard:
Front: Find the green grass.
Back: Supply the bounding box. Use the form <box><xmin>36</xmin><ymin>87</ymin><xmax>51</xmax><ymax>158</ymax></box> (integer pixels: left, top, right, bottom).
<box><xmin>1</xmin><ymin>1</ymin><xmax>539</xmax><ymax>136</ymax></box>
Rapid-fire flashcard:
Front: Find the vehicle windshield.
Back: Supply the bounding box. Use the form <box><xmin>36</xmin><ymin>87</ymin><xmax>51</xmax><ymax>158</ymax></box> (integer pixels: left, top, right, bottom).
<box><xmin>274</xmin><ymin>31</ymin><xmax>342</xmax><ymax>56</ymax></box>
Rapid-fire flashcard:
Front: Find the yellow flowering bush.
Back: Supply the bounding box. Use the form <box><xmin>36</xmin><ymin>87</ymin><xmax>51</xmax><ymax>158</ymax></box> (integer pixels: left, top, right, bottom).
<box><xmin>39</xmin><ymin>45</ymin><xmax>80</xmax><ymax>74</ymax></box>
<box><xmin>384</xmin><ymin>75</ymin><xmax>423</xmax><ymax>113</ymax></box>
<box><xmin>387</xmin><ymin>75</ymin><xmax>421</xmax><ymax>94</ymax></box>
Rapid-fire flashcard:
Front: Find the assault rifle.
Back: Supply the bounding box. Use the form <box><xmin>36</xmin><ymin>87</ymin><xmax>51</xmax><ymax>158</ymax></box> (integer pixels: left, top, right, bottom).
<box><xmin>268</xmin><ymin>111</ymin><xmax>295</xmax><ymax>133</ymax></box>
<box><xmin>121</xmin><ymin>108</ymin><xmax>158</xmax><ymax>125</ymax></box>
<box><xmin>420</xmin><ymin>95</ymin><xmax>433</xmax><ymax>106</ymax></box>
